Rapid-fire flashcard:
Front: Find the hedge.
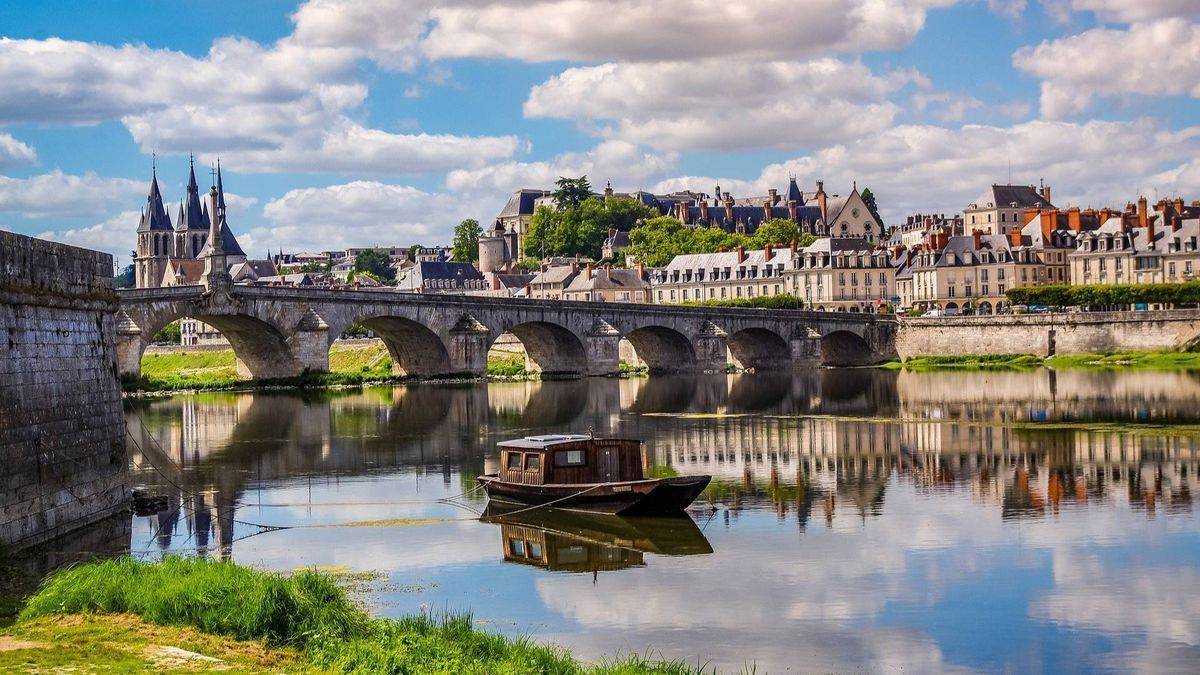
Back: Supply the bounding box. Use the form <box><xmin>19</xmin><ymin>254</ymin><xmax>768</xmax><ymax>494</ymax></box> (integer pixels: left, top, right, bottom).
<box><xmin>682</xmin><ymin>294</ymin><xmax>806</xmax><ymax>310</ymax></box>
<box><xmin>1006</xmin><ymin>282</ymin><xmax>1200</xmax><ymax>307</ymax></box>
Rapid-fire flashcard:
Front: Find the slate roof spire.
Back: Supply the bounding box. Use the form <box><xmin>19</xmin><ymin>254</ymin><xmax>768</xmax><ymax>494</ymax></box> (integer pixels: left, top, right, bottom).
<box><xmin>137</xmin><ymin>165</ymin><xmax>173</xmax><ymax>232</ymax></box>
<box><xmin>177</xmin><ymin>154</ymin><xmax>207</xmax><ymax>232</ymax></box>
<box><xmin>786</xmin><ymin>175</ymin><xmax>803</xmax><ymax>204</ymax></box>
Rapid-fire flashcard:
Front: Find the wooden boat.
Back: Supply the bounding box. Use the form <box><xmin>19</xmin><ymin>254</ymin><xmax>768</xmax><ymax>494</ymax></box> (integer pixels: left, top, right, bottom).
<box><xmin>477</xmin><ymin>435</ymin><xmax>711</xmax><ymax>515</ymax></box>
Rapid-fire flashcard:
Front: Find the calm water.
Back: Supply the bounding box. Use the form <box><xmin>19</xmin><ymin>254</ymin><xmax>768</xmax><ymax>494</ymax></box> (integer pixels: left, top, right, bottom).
<box><xmin>121</xmin><ymin>370</ymin><xmax>1200</xmax><ymax>673</ymax></box>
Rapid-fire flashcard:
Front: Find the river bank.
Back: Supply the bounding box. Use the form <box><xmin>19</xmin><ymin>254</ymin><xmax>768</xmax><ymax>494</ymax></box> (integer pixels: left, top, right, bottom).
<box><xmin>886</xmin><ymin>349</ymin><xmax>1200</xmax><ymax>371</ymax></box>
<box><xmin>0</xmin><ymin>557</ymin><xmax>700</xmax><ymax>673</ymax></box>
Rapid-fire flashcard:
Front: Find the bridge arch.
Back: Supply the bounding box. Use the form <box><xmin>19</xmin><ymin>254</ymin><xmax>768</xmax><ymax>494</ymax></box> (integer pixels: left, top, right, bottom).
<box><xmin>821</xmin><ymin>330</ymin><xmax>873</xmax><ymax>367</ymax></box>
<box><xmin>623</xmin><ymin>325</ymin><xmax>697</xmax><ymax>373</ymax></box>
<box><xmin>727</xmin><ymin>327</ymin><xmax>790</xmax><ymax>370</ymax></box>
<box><xmin>503</xmin><ymin>321</ymin><xmax>588</xmax><ymax>376</ymax></box>
<box><xmin>125</xmin><ymin>305</ymin><xmax>306</xmax><ymax>379</ymax></box>
<box><xmin>356</xmin><ymin>315</ymin><xmax>452</xmax><ymax>377</ymax></box>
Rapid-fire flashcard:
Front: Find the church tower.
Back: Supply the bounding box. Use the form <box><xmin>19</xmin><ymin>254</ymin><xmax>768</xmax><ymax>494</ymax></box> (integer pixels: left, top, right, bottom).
<box><xmin>134</xmin><ymin>166</ymin><xmax>173</xmax><ymax>288</ymax></box>
<box><xmin>173</xmin><ymin>155</ymin><xmax>208</xmax><ymax>259</ymax></box>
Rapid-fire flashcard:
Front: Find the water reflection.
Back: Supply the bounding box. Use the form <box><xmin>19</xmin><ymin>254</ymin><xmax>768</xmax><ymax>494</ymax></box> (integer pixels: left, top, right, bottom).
<box><xmin>120</xmin><ymin>368</ymin><xmax>1200</xmax><ymax>672</ymax></box>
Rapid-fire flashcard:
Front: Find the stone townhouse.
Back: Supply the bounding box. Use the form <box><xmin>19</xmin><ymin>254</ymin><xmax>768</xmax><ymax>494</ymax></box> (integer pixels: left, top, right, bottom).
<box><xmin>651</xmin><ymin>245</ymin><xmax>795</xmax><ymax>304</ymax></box>
<box><xmin>963</xmin><ymin>182</ymin><xmax>1055</xmax><ymax>237</ymax></box>
<box><xmin>394</xmin><ymin>260</ymin><xmax>486</xmax><ymax>294</ymax></box>
<box><xmin>527</xmin><ymin>262</ymin><xmax>582</xmax><ymax>300</ymax></box>
<box><xmin>672</xmin><ymin>180</ymin><xmax>883</xmax><ymax>242</ymax></box>
<box><xmin>786</xmin><ymin>238</ymin><xmax>896</xmax><ymax>313</ymax></box>
<box><xmin>1070</xmin><ymin>197</ymin><xmax>1200</xmax><ymax>286</ymax></box>
<box><xmin>898</xmin><ymin>231</ymin><xmax>1046</xmax><ymax>315</ymax></box>
<box><xmin>562</xmin><ymin>264</ymin><xmax>651</xmax><ymax>303</ymax></box>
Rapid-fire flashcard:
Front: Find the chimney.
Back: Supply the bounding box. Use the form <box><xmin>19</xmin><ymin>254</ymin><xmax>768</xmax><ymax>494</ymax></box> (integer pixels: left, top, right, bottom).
<box><xmin>490</xmin><ymin>273</ymin><xmax>500</xmax><ymax>291</ymax></box>
<box><xmin>787</xmin><ymin>199</ymin><xmax>798</xmax><ymax>222</ymax></box>
<box><xmin>1099</xmin><ymin>207</ymin><xmax>1112</xmax><ymax>223</ymax></box>
<box><xmin>816</xmin><ymin>180</ymin><xmax>827</xmax><ymax>227</ymax></box>
<box><xmin>764</xmin><ymin>243</ymin><xmax>773</xmax><ymax>261</ymax></box>
<box><xmin>678</xmin><ymin>201</ymin><xmax>690</xmax><ymax>225</ymax></box>
<box><xmin>1040</xmin><ymin>182</ymin><xmax>1051</xmax><ymax>205</ymax></box>
<box><xmin>762</xmin><ymin>201</ymin><xmax>772</xmax><ymax>223</ymax></box>
<box><xmin>934</xmin><ymin>231</ymin><xmax>949</xmax><ymax>251</ymax></box>
<box><xmin>1138</xmin><ymin>196</ymin><xmax>1148</xmax><ymax>229</ymax></box>
<box><xmin>699</xmin><ymin>199</ymin><xmax>709</xmax><ymax>222</ymax></box>
<box><xmin>1067</xmin><ymin>207</ymin><xmax>1081</xmax><ymax>232</ymax></box>
<box><xmin>570</xmin><ymin>261</ymin><xmax>578</xmax><ymax>274</ymax></box>
<box><xmin>585</xmin><ymin>263</ymin><xmax>593</xmax><ymax>280</ymax></box>
<box><xmin>1009</xmin><ymin>227</ymin><xmax>1023</xmax><ymax>247</ymax></box>
<box><xmin>789</xmin><ymin>238</ymin><xmax>798</xmax><ymax>257</ymax></box>
<box><xmin>1040</xmin><ymin>210</ymin><xmax>1056</xmax><ymax>240</ymax></box>
<box><xmin>972</xmin><ymin>229</ymin><xmax>983</xmax><ymax>250</ymax></box>
<box><xmin>1174</xmin><ymin>198</ymin><xmax>1185</xmax><ymax>215</ymax></box>
<box><xmin>1172</xmin><ymin>215</ymin><xmax>1183</xmax><ymax>232</ymax></box>
<box><xmin>736</xmin><ymin>246</ymin><xmax>746</xmax><ymax>264</ymax></box>
<box><xmin>636</xmin><ymin>262</ymin><xmax>645</xmax><ymax>277</ymax></box>
<box><xmin>768</xmin><ymin>188</ymin><xmax>778</xmax><ymax>205</ymax></box>
<box><xmin>724</xmin><ymin>194</ymin><xmax>735</xmax><ymax>223</ymax></box>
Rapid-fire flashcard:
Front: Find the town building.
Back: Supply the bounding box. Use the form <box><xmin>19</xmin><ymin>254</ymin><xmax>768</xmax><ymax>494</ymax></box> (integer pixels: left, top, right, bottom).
<box><xmin>651</xmin><ymin>246</ymin><xmax>795</xmax><ymax>304</ymax></box>
<box><xmin>670</xmin><ymin>180</ymin><xmax>883</xmax><ymax>242</ymax></box>
<box><xmin>395</xmin><ymin>260</ymin><xmax>487</xmax><ymax>294</ymax></box>
<box><xmin>527</xmin><ymin>263</ymin><xmax>582</xmax><ymax>300</ymax></box>
<box><xmin>897</xmin><ymin>231</ymin><xmax>1050</xmax><ymax>315</ymax></box>
<box><xmin>562</xmin><ymin>264</ymin><xmax>651</xmax><ymax>303</ymax></box>
<box><xmin>786</xmin><ymin>238</ymin><xmax>896</xmax><ymax>313</ymax></box>
<box><xmin>963</xmin><ymin>182</ymin><xmax>1055</xmax><ymax>236</ymax></box>
<box><xmin>1070</xmin><ymin>198</ymin><xmax>1200</xmax><ymax>286</ymax></box>
<box><xmin>892</xmin><ymin>213</ymin><xmax>964</xmax><ymax>247</ymax></box>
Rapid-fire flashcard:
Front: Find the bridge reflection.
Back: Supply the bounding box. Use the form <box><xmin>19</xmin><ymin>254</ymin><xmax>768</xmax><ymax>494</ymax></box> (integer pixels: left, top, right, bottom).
<box><xmin>125</xmin><ymin>369</ymin><xmax>1200</xmax><ymax>557</ymax></box>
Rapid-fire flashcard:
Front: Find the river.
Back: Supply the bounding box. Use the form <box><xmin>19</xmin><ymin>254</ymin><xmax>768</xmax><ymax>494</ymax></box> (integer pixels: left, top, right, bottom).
<box><xmin>119</xmin><ymin>369</ymin><xmax>1200</xmax><ymax>672</ymax></box>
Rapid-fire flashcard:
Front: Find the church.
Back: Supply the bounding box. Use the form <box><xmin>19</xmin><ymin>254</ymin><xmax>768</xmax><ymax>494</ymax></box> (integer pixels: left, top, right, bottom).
<box><xmin>134</xmin><ymin>159</ymin><xmax>266</xmax><ymax>289</ymax></box>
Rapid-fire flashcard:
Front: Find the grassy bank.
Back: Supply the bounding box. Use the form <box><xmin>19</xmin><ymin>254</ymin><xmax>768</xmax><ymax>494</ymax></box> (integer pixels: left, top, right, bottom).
<box><xmin>7</xmin><ymin>557</ymin><xmax>703</xmax><ymax>673</ymax></box>
<box><xmin>887</xmin><ymin>350</ymin><xmax>1200</xmax><ymax>371</ymax></box>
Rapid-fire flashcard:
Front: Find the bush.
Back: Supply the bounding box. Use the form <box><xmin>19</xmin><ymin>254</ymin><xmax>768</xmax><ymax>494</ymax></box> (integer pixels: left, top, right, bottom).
<box><xmin>1006</xmin><ymin>282</ymin><xmax>1200</xmax><ymax>308</ymax></box>
<box><xmin>682</xmin><ymin>294</ymin><xmax>805</xmax><ymax>310</ymax></box>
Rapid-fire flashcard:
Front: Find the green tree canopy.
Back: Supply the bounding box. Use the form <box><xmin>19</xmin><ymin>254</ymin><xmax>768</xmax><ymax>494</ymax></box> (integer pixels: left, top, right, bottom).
<box><xmin>748</xmin><ymin>219</ymin><xmax>816</xmax><ymax>249</ymax></box>
<box><xmin>525</xmin><ymin>196</ymin><xmax>656</xmax><ymax>260</ymax></box>
<box><xmin>552</xmin><ymin>176</ymin><xmax>593</xmax><ymax>210</ymax></box>
<box><xmin>628</xmin><ymin>216</ymin><xmax>755</xmax><ymax>267</ymax></box>
<box><xmin>354</xmin><ymin>249</ymin><xmax>397</xmax><ymax>283</ymax></box>
<box><xmin>451</xmin><ymin>218</ymin><xmax>482</xmax><ymax>262</ymax></box>
<box><xmin>860</xmin><ymin>187</ymin><xmax>883</xmax><ymax>225</ymax></box>
<box><xmin>114</xmin><ymin>255</ymin><xmax>136</xmax><ymax>289</ymax></box>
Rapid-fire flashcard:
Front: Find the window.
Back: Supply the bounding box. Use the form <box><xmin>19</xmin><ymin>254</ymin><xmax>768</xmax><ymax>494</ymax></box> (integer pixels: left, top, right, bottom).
<box><xmin>506</xmin><ymin>452</ymin><xmax>522</xmax><ymax>470</ymax></box>
<box><xmin>527</xmin><ymin>542</ymin><xmax>543</xmax><ymax>559</ymax></box>
<box><xmin>555</xmin><ymin>449</ymin><xmax>586</xmax><ymax>467</ymax></box>
<box><xmin>524</xmin><ymin>454</ymin><xmax>541</xmax><ymax>471</ymax></box>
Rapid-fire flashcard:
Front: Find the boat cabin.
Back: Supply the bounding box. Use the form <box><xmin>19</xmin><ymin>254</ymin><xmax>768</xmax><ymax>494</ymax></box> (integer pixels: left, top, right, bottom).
<box><xmin>497</xmin><ymin>435</ymin><xmax>645</xmax><ymax>486</ymax></box>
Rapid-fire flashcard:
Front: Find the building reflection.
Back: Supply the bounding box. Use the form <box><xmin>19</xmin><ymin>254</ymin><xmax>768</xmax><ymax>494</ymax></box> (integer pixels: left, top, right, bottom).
<box><xmin>124</xmin><ymin>370</ymin><xmax>1200</xmax><ymax>557</ymax></box>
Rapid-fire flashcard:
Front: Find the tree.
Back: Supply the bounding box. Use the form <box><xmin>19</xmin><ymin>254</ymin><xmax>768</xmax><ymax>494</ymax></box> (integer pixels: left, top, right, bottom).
<box><xmin>152</xmin><ymin>320</ymin><xmax>181</xmax><ymax>344</ymax></box>
<box><xmin>354</xmin><ymin>249</ymin><xmax>397</xmax><ymax>283</ymax></box>
<box><xmin>407</xmin><ymin>243</ymin><xmax>423</xmax><ymax>262</ymax></box>
<box><xmin>299</xmin><ymin>261</ymin><xmax>328</xmax><ymax>273</ymax></box>
<box><xmin>114</xmin><ymin>255</ymin><xmax>136</xmax><ymax>289</ymax></box>
<box><xmin>451</xmin><ymin>218</ymin><xmax>482</xmax><ymax>262</ymax></box>
<box><xmin>749</xmin><ymin>218</ymin><xmax>815</xmax><ymax>249</ymax></box>
<box><xmin>860</xmin><ymin>187</ymin><xmax>883</xmax><ymax>225</ymax></box>
<box><xmin>628</xmin><ymin>216</ymin><xmax>753</xmax><ymax>267</ymax></box>
<box><xmin>552</xmin><ymin>176</ymin><xmax>593</xmax><ymax>210</ymax></box>
<box><xmin>524</xmin><ymin>197</ymin><xmax>655</xmax><ymax>260</ymax></box>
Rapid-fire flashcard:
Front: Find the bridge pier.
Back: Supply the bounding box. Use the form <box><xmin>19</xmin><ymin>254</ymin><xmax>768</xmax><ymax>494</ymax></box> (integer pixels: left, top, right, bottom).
<box><xmin>115</xmin><ymin>311</ymin><xmax>144</xmax><ymax>377</ymax></box>
<box><xmin>694</xmin><ymin>322</ymin><xmax>730</xmax><ymax>372</ymax></box>
<box><xmin>585</xmin><ymin>319</ymin><xmax>621</xmax><ymax>376</ymax></box>
<box><xmin>790</xmin><ymin>327</ymin><xmax>823</xmax><ymax>368</ymax></box>
<box><xmin>448</xmin><ymin>316</ymin><xmax>491</xmax><ymax>377</ymax></box>
<box><xmin>288</xmin><ymin>309</ymin><xmax>330</xmax><ymax>374</ymax></box>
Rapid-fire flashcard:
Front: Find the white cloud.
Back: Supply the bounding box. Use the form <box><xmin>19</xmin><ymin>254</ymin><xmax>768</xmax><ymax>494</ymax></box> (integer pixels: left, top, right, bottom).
<box><xmin>0</xmin><ymin>170</ymin><xmax>143</xmax><ymax>217</ymax></box>
<box><xmin>0</xmin><ymin>133</ymin><xmax>36</xmax><ymax>169</ymax></box>
<box><xmin>987</xmin><ymin>0</ymin><xmax>1028</xmax><ymax>19</ymax></box>
<box><xmin>446</xmin><ymin>140</ymin><xmax>677</xmax><ymax>195</ymax></box>
<box><xmin>36</xmin><ymin>209</ymin><xmax>140</xmax><ymax>266</ymax></box>
<box><xmin>0</xmin><ymin>35</ymin><xmax>517</xmax><ymax>174</ymax></box>
<box><xmin>1013</xmin><ymin>18</ymin><xmax>1200</xmax><ymax>119</ymax></box>
<box><xmin>1044</xmin><ymin>0</ymin><xmax>1200</xmax><ymax>23</ymax></box>
<box><xmin>422</xmin><ymin>0</ymin><xmax>956</xmax><ymax>63</ymax></box>
<box><xmin>255</xmin><ymin>180</ymin><xmax>476</xmax><ymax>253</ymax></box>
<box><xmin>525</xmin><ymin>60</ymin><xmax>918</xmax><ymax>152</ymax></box>
<box><xmin>652</xmin><ymin>119</ymin><xmax>1200</xmax><ymax>224</ymax></box>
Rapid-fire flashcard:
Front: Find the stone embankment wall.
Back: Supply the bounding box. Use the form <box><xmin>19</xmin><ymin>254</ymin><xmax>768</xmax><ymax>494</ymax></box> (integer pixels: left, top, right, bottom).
<box><xmin>896</xmin><ymin>310</ymin><xmax>1200</xmax><ymax>359</ymax></box>
<box><xmin>0</xmin><ymin>230</ymin><xmax>128</xmax><ymax>550</ymax></box>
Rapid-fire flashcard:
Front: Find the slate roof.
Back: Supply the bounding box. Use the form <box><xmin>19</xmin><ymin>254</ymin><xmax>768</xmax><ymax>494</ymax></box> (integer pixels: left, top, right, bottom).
<box><xmin>498</xmin><ymin>189</ymin><xmax>550</xmax><ymax>218</ymax></box>
<box><xmin>198</xmin><ymin>218</ymin><xmax>247</xmax><ymax>258</ymax></box>
<box><xmin>252</xmin><ymin>273</ymin><xmax>315</xmax><ymax>286</ymax></box>
<box><xmin>162</xmin><ymin>258</ymin><xmax>204</xmax><ymax>285</ymax></box>
<box><xmin>565</xmin><ymin>268</ymin><xmax>649</xmax><ymax>292</ymax></box>
<box><xmin>138</xmin><ymin>174</ymin><xmax>173</xmax><ymax>232</ymax></box>
<box><xmin>801</xmin><ymin>237</ymin><xmax>876</xmax><ymax>255</ymax></box>
<box><xmin>230</xmin><ymin>259</ymin><xmax>277</xmax><ymax>280</ymax></box>
<box><xmin>662</xmin><ymin>247</ymin><xmax>795</xmax><ymax>272</ymax></box>
<box><xmin>529</xmin><ymin>265</ymin><xmax>580</xmax><ymax>286</ymax></box>
<box><xmin>967</xmin><ymin>184</ymin><xmax>1055</xmax><ymax>211</ymax></box>
<box><xmin>176</xmin><ymin>158</ymin><xmax>207</xmax><ymax>232</ymax></box>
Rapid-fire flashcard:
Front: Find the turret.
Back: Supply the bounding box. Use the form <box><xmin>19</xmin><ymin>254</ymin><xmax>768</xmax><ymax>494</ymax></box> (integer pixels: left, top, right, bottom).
<box><xmin>134</xmin><ymin>166</ymin><xmax>172</xmax><ymax>288</ymax></box>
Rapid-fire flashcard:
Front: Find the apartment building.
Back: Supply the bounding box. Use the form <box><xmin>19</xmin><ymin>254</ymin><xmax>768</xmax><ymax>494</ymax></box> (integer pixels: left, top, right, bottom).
<box><xmin>786</xmin><ymin>238</ymin><xmax>895</xmax><ymax>312</ymax></box>
<box><xmin>651</xmin><ymin>245</ymin><xmax>795</xmax><ymax>304</ymax></box>
<box><xmin>1070</xmin><ymin>198</ymin><xmax>1200</xmax><ymax>286</ymax></box>
<box><xmin>562</xmin><ymin>264</ymin><xmax>651</xmax><ymax>303</ymax></box>
<box><xmin>897</xmin><ymin>231</ymin><xmax>1045</xmax><ymax>315</ymax></box>
<box><xmin>963</xmin><ymin>182</ymin><xmax>1055</xmax><ymax>236</ymax></box>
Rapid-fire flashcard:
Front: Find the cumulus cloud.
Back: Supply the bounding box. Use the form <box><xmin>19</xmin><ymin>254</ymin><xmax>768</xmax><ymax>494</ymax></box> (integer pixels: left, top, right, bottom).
<box><xmin>422</xmin><ymin>0</ymin><xmax>955</xmax><ymax>62</ymax></box>
<box><xmin>0</xmin><ymin>170</ymin><xmax>143</xmax><ymax>218</ymax></box>
<box><xmin>524</xmin><ymin>60</ymin><xmax>919</xmax><ymax>152</ymax></box>
<box><xmin>255</xmin><ymin>180</ymin><xmax>477</xmax><ymax>253</ymax></box>
<box><xmin>0</xmin><ymin>35</ymin><xmax>516</xmax><ymax>174</ymax></box>
<box><xmin>1013</xmin><ymin>18</ymin><xmax>1200</xmax><ymax>118</ymax></box>
<box><xmin>446</xmin><ymin>140</ymin><xmax>677</xmax><ymax>194</ymax></box>
<box><xmin>653</xmin><ymin>119</ymin><xmax>1200</xmax><ymax>223</ymax></box>
<box><xmin>0</xmin><ymin>133</ymin><xmax>36</xmax><ymax>169</ymax></box>
<box><xmin>1043</xmin><ymin>0</ymin><xmax>1200</xmax><ymax>23</ymax></box>
<box><xmin>36</xmin><ymin>209</ymin><xmax>140</xmax><ymax>266</ymax></box>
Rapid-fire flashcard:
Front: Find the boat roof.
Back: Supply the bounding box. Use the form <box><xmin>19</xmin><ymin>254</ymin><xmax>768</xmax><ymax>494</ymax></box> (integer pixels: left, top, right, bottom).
<box><xmin>498</xmin><ymin>434</ymin><xmax>594</xmax><ymax>450</ymax></box>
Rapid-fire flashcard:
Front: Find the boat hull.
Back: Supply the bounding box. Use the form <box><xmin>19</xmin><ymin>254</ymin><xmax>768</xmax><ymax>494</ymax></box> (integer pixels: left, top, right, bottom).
<box><xmin>477</xmin><ymin>474</ymin><xmax>711</xmax><ymax>515</ymax></box>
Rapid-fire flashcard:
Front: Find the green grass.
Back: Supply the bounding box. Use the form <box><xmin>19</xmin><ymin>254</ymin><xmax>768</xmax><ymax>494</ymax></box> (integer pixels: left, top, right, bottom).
<box><xmin>486</xmin><ymin>353</ymin><xmax>527</xmax><ymax>377</ymax></box>
<box><xmin>14</xmin><ymin>557</ymin><xmax>707</xmax><ymax>674</ymax></box>
<box><xmin>886</xmin><ymin>350</ymin><xmax>1200</xmax><ymax>372</ymax></box>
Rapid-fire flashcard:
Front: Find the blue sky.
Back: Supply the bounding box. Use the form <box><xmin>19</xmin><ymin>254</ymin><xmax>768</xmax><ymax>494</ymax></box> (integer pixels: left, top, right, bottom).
<box><xmin>1</xmin><ymin>0</ymin><xmax>1198</xmax><ymax>265</ymax></box>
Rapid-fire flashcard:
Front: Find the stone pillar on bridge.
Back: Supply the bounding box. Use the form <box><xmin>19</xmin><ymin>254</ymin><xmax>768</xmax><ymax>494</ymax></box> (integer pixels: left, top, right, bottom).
<box><xmin>584</xmin><ymin>318</ymin><xmax>621</xmax><ymax>376</ymax></box>
<box><xmin>290</xmin><ymin>308</ymin><xmax>330</xmax><ymax>373</ymax></box>
<box><xmin>790</xmin><ymin>325</ymin><xmax>822</xmax><ymax>367</ymax></box>
<box><xmin>115</xmin><ymin>309</ymin><xmax>144</xmax><ymax>377</ymax></box>
<box><xmin>448</xmin><ymin>314</ymin><xmax>491</xmax><ymax>376</ymax></box>
<box><xmin>694</xmin><ymin>321</ymin><xmax>730</xmax><ymax>372</ymax></box>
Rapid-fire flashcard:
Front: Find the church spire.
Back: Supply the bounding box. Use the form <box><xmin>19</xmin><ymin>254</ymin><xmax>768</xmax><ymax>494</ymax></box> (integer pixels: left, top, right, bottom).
<box><xmin>137</xmin><ymin>166</ymin><xmax>172</xmax><ymax>232</ymax></box>
<box><xmin>216</xmin><ymin>158</ymin><xmax>226</xmax><ymax>212</ymax></box>
<box><xmin>178</xmin><ymin>153</ymin><xmax>207</xmax><ymax>231</ymax></box>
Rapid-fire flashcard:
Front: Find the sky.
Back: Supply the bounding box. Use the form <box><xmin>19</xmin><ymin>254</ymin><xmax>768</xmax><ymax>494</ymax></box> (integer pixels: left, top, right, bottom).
<box><xmin>1</xmin><ymin>0</ymin><xmax>1199</xmax><ymax>267</ymax></box>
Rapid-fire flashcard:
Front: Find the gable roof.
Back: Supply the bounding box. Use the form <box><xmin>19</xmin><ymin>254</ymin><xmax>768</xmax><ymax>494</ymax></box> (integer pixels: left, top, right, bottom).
<box><xmin>498</xmin><ymin>189</ymin><xmax>550</xmax><ymax>218</ymax></box>
<box><xmin>138</xmin><ymin>173</ymin><xmax>173</xmax><ymax>233</ymax></box>
<box><xmin>967</xmin><ymin>184</ymin><xmax>1055</xmax><ymax>211</ymax></box>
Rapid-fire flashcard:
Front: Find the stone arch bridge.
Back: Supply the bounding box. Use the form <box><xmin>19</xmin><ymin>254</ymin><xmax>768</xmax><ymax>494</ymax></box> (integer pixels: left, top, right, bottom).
<box><xmin>116</xmin><ymin>285</ymin><xmax>898</xmax><ymax>379</ymax></box>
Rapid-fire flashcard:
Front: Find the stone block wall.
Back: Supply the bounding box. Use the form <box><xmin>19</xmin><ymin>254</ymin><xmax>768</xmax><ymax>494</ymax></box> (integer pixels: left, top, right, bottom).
<box><xmin>896</xmin><ymin>310</ymin><xmax>1200</xmax><ymax>360</ymax></box>
<box><xmin>0</xmin><ymin>230</ymin><xmax>128</xmax><ymax>550</ymax></box>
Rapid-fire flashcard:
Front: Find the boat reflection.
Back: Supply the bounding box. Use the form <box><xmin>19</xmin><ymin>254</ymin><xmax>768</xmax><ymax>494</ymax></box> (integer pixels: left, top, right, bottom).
<box><xmin>480</xmin><ymin>503</ymin><xmax>713</xmax><ymax>573</ymax></box>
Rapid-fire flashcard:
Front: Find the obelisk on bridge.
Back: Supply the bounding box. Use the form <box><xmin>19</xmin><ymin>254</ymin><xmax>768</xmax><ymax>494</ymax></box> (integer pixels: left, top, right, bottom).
<box><xmin>200</xmin><ymin>184</ymin><xmax>233</xmax><ymax>292</ymax></box>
